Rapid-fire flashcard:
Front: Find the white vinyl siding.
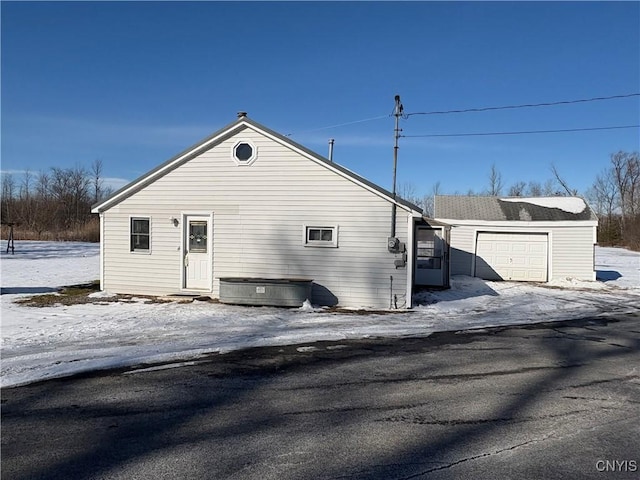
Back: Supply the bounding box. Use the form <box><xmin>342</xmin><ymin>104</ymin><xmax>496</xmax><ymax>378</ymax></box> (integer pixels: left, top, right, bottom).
<box><xmin>100</xmin><ymin>127</ymin><xmax>413</xmax><ymax>308</ymax></box>
<box><xmin>448</xmin><ymin>226</ymin><xmax>475</xmax><ymax>276</ymax></box>
<box><xmin>444</xmin><ymin>223</ymin><xmax>596</xmax><ymax>282</ymax></box>
<box><xmin>551</xmin><ymin>226</ymin><xmax>597</xmax><ymax>281</ymax></box>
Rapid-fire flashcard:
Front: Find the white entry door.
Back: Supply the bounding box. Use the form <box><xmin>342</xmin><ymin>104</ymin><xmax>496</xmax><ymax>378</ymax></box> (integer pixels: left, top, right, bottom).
<box><xmin>475</xmin><ymin>232</ymin><xmax>548</xmax><ymax>282</ymax></box>
<box><xmin>184</xmin><ymin>215</ymin><xmax>211</xmax><ymax>290</ymax></box>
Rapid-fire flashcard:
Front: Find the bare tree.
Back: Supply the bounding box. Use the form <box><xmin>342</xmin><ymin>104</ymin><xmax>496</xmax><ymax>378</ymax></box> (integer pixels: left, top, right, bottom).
<box><xmin>91</xmin><ymin>159</ymin><xmax>105</xmax><ymax>203</ymax></box>
<box><xmin>30</xmin><ymin>171</ymin><xmax>52</xmax><ymax>237</ymax></box>
<box><xmin>423</xmin><ymin>181</ymin><xmax>441</xmax><ymax>217</ymax></box>
<box><xmin>19</xmin><ymin>169</ymin><xmax>32</xmax><ymax>200</ymax></box>
<box><xmin>487</xmin><ymin>164</ymin><xmax>503</xmax><ymax>196</ymax></box>
<box><xmin>1</xmin><ymin>173</ymin><xmax>16</xmax><ymax>223</ymax></box>
<box><xmin>586</xmin><ymin>151</ymin><xmax>640</xmax><ymax>248</ymax></box>
<box><xmin>507</xmin><ymin>181</ymin><xmax>525</xmax><ymax>197</ymax></box>
<box><xmin>586</xmin><ymin>168</ymin><xmax>620</xmax><ymax>244</ymax></box>
<box><xmin>611</xmin><ymin>151</ymin><xmax>640</xmax><ymax>244</ymax></box>
<box><xmin>397</xmin><ymin>181</ymin><xmax>425</xmax><ymax>212</ymax></box>
<box><xmin>550</xmin><ymin>165</ymin><xmax>577</xmax><ymax>196</ymax></box>
<box><xmin>2</xmin><ymin>162</ymin><xmax>101</xmax><ymax>241</ymax></box>
<box><xmin>592</xmin><ymin>170</ymin><xmax>618</xmax><ymax>214</ymax></box>
<box><xmin>506</xmin><ymin>179</ymin><xmax>563</xmax><ymax>198</ymax></box>
<box><xmin>527</xmin><ymin>181</ymin><xmax>543</xmax><ymax>197</ymax></box>
<box><xmin>611</xmin><ymin>151</ymin><xmax>639</xmax><ymax>215</ymax></box>
<box><xmin>16</xmin><ymin>170</ymin><xmax>35</xmax><ymax>230</ymax></box>
<box><xmin>542</xmin><ymin>179</ymin><xmax>557</xmax><ymax>196</ymax></box>
<box><xmin>69</xmin><ymin>165</ymin><xmax>91</xmax><ymax>226</ymax></box>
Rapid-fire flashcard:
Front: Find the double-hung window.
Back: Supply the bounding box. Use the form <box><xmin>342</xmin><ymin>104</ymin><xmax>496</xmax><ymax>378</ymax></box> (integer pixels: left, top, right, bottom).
<box><xmin>130</xmin><ymin>217</ymin><xmax>150</xmax><ymax>252</ymax></box>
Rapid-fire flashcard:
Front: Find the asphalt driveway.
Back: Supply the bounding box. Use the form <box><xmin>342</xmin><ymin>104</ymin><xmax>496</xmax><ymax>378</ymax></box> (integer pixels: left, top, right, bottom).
<box><xmin>2</xmin><ymin>312</ymin><xmax>639</xmax><ymax>480</ymax></box>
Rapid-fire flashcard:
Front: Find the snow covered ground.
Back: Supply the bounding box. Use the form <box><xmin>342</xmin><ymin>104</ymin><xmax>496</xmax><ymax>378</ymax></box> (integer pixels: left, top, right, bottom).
<box><xmin>1</xmin><ymin>241</ymin><xmax>639</xmax><ymax>388</ymax></box>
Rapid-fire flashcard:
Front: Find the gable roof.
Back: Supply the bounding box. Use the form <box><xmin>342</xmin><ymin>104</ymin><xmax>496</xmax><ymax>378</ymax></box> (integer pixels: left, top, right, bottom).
<box><xmin>434</xmin><ymin>195</ymin><xmax>598</xmax><ymax>222</ymax></box>
<box><xmin>92</xmin><ymin>115</ymin><xmax>422</xmax><ymax>214</ymax></box>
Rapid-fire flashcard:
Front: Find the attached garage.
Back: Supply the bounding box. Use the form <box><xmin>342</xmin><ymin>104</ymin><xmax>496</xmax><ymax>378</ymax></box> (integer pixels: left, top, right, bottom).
<box><xmin>434</xmin><ymin>196</ymin><xmax>598</xmax><ymax>283</ymax></box>
<box><xmin>475</xmin><ymin>232</ymin><xmax>548</xmax><ymax>281</ymax></box>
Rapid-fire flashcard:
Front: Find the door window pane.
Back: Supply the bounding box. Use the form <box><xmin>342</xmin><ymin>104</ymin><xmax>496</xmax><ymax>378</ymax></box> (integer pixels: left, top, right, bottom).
<box><xmin>189</xmin><ymin>221</ymin><xmax>208</xmax><ymax>253</ymax></box>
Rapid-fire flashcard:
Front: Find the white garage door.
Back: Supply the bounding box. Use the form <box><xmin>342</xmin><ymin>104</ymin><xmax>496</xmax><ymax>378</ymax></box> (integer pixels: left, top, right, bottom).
<box><xmin>475</xmin><ymin>232</ymin><xmax>548</xmax><ymax>282</ymax></box>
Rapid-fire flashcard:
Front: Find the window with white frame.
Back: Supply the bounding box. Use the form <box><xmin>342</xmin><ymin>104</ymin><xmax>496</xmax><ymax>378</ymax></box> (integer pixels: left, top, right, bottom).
<box><xmin>232</xmin><ymin>140</ymin><xmax>257</xmax><ymax>165</ymax></box>
<box><xmin>130</xmin><ymin>217</ymin><xmax>150</xmax><ymax>252</ymax></box>
<box><xmin>304</xmin><ymin>225</ymin><xmax>338</xmax><ymax>247</ymax></box>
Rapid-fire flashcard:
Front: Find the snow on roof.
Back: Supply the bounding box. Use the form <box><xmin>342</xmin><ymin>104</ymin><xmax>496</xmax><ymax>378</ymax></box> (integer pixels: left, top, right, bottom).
<box><xmin>500</xmin><ymin>196</ymin><xmax>586</xmax><ymax>214</ymax></box>
<box><xmin>434</xmin><ymin>195</ymin><xmax>597</xmax><ymax>221</ymax></box>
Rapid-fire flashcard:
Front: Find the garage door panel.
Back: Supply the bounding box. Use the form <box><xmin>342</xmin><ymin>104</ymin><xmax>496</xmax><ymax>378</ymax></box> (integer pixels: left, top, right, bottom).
<box><xmin>512</xmin><ymin>244</ymin><xmax>527</xmax><ymax>254</ymax></box>
<box><xmin>496</xmin><ymin>243</ymin><xmax>510</xmax><ymax>253</ymax></box>
<box><xmin>529</xmin><ymin>244</ymin><xmax>545</xmax><ymax>254</ymax></box>
<box><xmin>511</xmin><ymin>257</ymin><xmax>526</xmax><ymax>267</ymax></box>
<box><xmin>511</xmin><ymin>268</ymin><xmax>529</xmax><ymax>278</ymax></box>
<box><xmin>529</xmin><ymin>257</ymin><xmax>545</xmax><ymax>267</ymax></box>
<box><xmin>475</xmin><ymin>232</ymin><xmax>548</xmax><ymax>282</ymax></box>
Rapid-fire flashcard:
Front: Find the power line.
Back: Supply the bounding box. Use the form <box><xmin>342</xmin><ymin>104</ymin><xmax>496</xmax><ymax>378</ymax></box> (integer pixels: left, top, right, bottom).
<box><xmin>285</xmin><ymin>114</ymin><xmax>389</xmax><ymax>137</ymax></box>
<box><xmin>401</xmin><ymin>125</ymin><xmax>640</xmax><ymax>138</ymax></box>
<box><xmin>283</xmin><ymin>93</ymin><xmax>639</xmax><ymax>137</ymax></box>
<box><xmin>406</xmin><ymin>93</ymin><xmax>640</xmax><ymax>116</ymax></box>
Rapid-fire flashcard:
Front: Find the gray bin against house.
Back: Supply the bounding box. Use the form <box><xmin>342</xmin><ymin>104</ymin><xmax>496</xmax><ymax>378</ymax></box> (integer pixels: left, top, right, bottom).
<box><xmin>218</xmin><ymin>278</ymin><xmax>313</xmax><ymax>307</ymax></box>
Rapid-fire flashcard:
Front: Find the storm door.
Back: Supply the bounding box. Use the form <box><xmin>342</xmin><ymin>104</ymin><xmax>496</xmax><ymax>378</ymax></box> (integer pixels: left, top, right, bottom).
<box><xmin>184</xmin><ymin>215</ymin><xmax>211</xmax><ymax>290</ymax></box>
<box><xmin>414</xmin><ymin>227</ymin><xmax>445</xmax><ymax>286</ymax></box>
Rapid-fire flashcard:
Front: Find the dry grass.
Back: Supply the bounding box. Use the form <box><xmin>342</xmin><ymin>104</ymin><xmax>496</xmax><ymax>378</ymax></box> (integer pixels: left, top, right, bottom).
<box><xmin>14</xmin><ymin>282</ymin><xmax>177</xmax><ymax>308</ymax></box>
<box><xmin>0</xmin><ymin>219</ymin><xmax>100</xmax><ymax>243</ymax></box>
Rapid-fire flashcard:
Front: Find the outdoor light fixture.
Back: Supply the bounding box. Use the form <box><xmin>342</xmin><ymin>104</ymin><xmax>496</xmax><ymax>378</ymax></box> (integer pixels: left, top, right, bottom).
<box><xmin>170</xmin><ymin>217</ymin><xmax>179</xmax><ymax>227</ymax></box>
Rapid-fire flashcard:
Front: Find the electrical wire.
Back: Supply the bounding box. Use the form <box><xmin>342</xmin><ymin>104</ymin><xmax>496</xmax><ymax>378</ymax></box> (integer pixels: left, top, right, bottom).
<box><xmin>283</xmin><ymin>93</ymin><xmax>639</xmax><ymax>137</ymax></box>
<box><xmin>285</xmin><ymin>114</ymin><xmax>389</xmax><ymax>137</ymax></box>
<box><xmin>406</xmin><ymin>93</ymin><xmax>640</xmax><ymax>116</ymax></box>
<box><xmin>401</xmin><ymin>125</ymin><xmax>640</xmax><ymax>138</ymax></box>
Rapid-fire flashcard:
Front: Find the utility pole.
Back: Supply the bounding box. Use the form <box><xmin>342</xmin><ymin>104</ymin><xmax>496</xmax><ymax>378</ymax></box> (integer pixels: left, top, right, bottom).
<box><xmin>390</xmin><ymin>94</ymin><xmax>403</xmax><ymax>239</ymax></box>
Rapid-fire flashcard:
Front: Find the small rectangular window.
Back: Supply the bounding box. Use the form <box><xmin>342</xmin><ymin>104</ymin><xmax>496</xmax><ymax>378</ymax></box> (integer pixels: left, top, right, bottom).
<box><xmin>130</xmin><ymin>217</ymin><xmax>150</xmax><ymax>252</ymax></box>
<box><xmin>304</xmin><ymin>226</ymin><xmax>338</xmax><ymax>247</ymax></box>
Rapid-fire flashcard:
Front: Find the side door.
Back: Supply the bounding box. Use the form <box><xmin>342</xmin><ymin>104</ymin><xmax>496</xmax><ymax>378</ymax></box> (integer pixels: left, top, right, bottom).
<box><xmin>414</xmin><ymin>227</ymin><xmax>445</xmax><ymax>286</ymax></box>
<box><xmin>184</xmin><ymin>215</ymin><xmax>211</xmax><ymax>291</ymax></box>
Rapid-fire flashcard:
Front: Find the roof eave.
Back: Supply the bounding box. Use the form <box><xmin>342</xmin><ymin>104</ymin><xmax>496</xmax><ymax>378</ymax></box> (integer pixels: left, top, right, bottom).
<box><xmin>92</xmin><ymin>116</ymin><xmax>423</xmax><ymax>215</ymax></box>
<box><xmin>91</xmin><ymin>117</ymin><xmax>248</xmax><ymax>213</ymax></box>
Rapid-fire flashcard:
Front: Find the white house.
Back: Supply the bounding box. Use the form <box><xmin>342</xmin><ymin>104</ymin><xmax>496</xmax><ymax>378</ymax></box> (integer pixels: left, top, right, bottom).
<box><xmin>91</xmin><ymin>114</ymin><xmax>426</xmax><ymax>309</ymax></box>
<box><xmin>434</xmin><ymin>195</ymin><xmax>599</xmax><ymax>282</ymax></box>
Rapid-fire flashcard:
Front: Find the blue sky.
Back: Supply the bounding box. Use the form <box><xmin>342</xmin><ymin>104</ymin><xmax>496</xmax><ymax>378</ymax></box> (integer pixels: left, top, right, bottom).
<box><xmin>2</xmin><ymin>1</ymin><xmax>639</xmax><ymax>198</ymax></box>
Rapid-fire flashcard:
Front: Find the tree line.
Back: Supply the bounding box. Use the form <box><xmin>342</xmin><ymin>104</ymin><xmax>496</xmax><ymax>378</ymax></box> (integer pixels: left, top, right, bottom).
<box><xmin>1</xmin><ymin>152</ymin><xmax>638</xmax><ymax>250</ymax></box>
<box><xmin>1</xmin><ymin>160</ymin><xmax>111</xmax><ymax>242</ymax></box>
<box><xmin>399</xmin><ymin>151</ymin><xmax>640</xmax><ymax>250</ymax></box>
<box><xmin>586</xmin><ymin>151</ymin><xmax>639</xmax><ymax>249</ymax></box>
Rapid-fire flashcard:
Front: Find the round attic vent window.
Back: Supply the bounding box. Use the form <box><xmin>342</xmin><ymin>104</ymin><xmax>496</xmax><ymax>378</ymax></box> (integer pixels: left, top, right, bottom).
<box><xmin>234</xmin><ymin>142</ymin><xmax>253</xmax><ymax>162</ymax></box>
